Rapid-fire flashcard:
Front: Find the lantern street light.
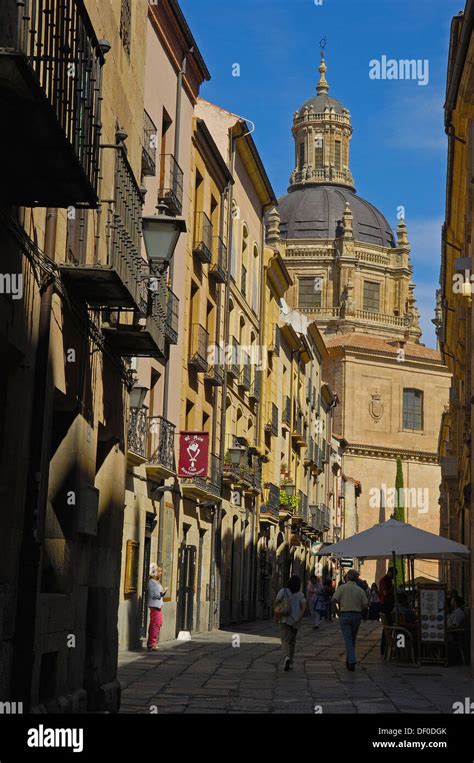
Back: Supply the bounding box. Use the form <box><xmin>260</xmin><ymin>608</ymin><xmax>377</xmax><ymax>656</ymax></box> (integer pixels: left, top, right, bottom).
<box><xmin>142</xmin><ymin>202</ymin><xmax>187</xmax><ymax>273</ymax></box>
<box><xmin>228</xmin><ymin>444</ymin><xmax>246</xmax><ymax>465</ymax></box>
<box><xmin>283</xmin><ymin>481</ymin><xmax>295</xmax><ymax>499</ymax></box>
<box><xmin>129</xmin><ymin>384</ymin><xmax>148</xmax><ymax>409</ymax></box>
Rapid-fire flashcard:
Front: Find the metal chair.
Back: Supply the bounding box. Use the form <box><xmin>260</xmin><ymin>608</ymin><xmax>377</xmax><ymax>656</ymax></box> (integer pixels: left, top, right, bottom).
<box><xmin>380</xmin><ymin>613</ymin><xmax>417</xmax><ymax>664</ymax></box>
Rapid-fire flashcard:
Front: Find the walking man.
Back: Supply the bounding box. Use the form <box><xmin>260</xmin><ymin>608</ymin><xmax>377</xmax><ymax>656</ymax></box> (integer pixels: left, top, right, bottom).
<box><xmin>332</xmin><ymin>569</ymin><xmax>369</xmax><ymax>671</ymax></box>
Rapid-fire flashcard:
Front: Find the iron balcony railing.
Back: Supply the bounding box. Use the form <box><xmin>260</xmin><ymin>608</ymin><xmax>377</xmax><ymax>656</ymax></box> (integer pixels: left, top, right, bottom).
<box><xmin>205</xmin><ymin>364</ymin><xmax>224</xmax><ymax>386</ymax></box>
<box><xmin>188</xmin><ymin>324</ymin><xmax>209</xmax><ymax>372</ymax></box>
<box><xmin>193</xmin><ymin>211</ymin><xmax>213</xmax><ymax>263</ymax></box>
<box><xmin>283</xmin><ymin>396</ymin><xmax>291</xmax><ymax>426</ymax></box>
<box><xmin>158</xmin><ymin>153</ymin><xmax>184</xmax><ymax>215</ymax></box>
<box><xmin>315</xmin><ymin>444</ymin><xmax>324</xmax><ymax>471</ymax></box>
<box><xmin>227</xmin><ymin>337</ymin><xmax>240</xmax><ymax>379</ymax></box>
<box><xmin>187</xmin><ymin>453</ymin><xmax>222</xmax><ymax>497</ymax></box>
<box><xmin>239</xmin><ymin>352</ymin><xmax>251</xmax><ymax>391</ymax></box>
<box><xmin>1</xmin><ymin>0</ymin><xmax>105</xmax><ymax>206</ymax></box>
<box><xmin>249</xmin><ymin>369</ymin><xmax>261</xmax><ymax>403</ymax></box>
<box><xmin>148</xmin><ymin>416</ymin><xmax>176</xmax><ymax>473</ymax></box>
<box><xmin>253</xmin><ymin>464</ymin><xmax>262</xmax><ymax>493</ymax></box>
<box><xmin>164</xmin><ymin>286</ymin><xmax>179</xmax><ymax>345</ymax></box>
<box><xmin>269</xmin><ymin>324</ymin><xmax>280</xmax><ymax>355</ymax></box>
<box><xmin>128</xmin><ymin>406</ymin><xmax>149</xmax><ymax>458</ymax></box>
<box><xmin>106</xmin><ymin>147</ymin><xmax>148</xmax><ymax>313</ymax></box>
<box><xmin>265</xmin><ymin>403</ymin><xmax>278</xmax><ymax>436</ymax></box>
<box><xmin>305</xmin><ymin>437</ymin><xmax>314</xmax><ymax>464</ymax></box>
<box><xmin>142</xmin><ymin>110</ymin><xmax>157</xmax><ymax>177</ymax></box>
<box><xmin>263</xmin><ymin>482</ymin><xmax>280</xmax><ymax>518</ymax></box>
<box><xmin>309</xmin><ymin>505</ymin><xmax>323</xmax><ymax>532</ymax></box>
<box><xmin>318</xmin><ymin>503</ymin><xmax>331</xmax><ymax>530</ymax></box>
<box><xmin>210</xmin><ymin>236</ymin><xmax>227</xmax><ymax>283</ymax></box>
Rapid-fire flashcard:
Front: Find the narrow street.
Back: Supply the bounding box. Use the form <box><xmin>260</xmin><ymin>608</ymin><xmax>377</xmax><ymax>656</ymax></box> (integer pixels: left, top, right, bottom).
<box><xmin>118</xmin><ymin>618</ymin><xmax>471</xmax><ymax>714</ymax></box>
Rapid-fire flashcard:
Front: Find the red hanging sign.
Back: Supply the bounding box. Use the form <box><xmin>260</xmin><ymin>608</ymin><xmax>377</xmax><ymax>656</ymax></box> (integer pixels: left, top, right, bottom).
<box><xmin>178</xmin><ymin>432</ymin><xmax>209</xmax><ymax>478</ymax></box>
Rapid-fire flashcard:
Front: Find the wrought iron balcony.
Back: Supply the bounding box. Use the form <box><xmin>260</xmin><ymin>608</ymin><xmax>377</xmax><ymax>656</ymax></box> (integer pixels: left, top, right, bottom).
<box><xmin>164</xmin><ymin>286</ymin><xmax>179</xmax><ymax>345</ymax></box>
<box><xmin>128</xmin><ymin>406</ymin><xmax>149</xmax><ymax>460</ymax></box>
<box><xmin>158</xmin><ymin>153</ymin><xmax>184</xmax><ymax>215</ymax></box>
<box><xmin>205</xmin><ymin>364</ymin><xmax>224</xmax><ymax>386</ymax></box>
<box><xmin>142</xmin><ymin>110</ymin><xmax>157</xmax><ymax>177</ymax></box>
<box><xmin>291</xmin><ymin>410</ymin><xmax>306</xmax><ymax>445</ymax></box>
<box><xmin>182</xmin><ymin>453</ymin><xmax>222</xmax><ymax>499</ymax></box>
<box><xmin>304</xmin><ymin>437</ymin><xmax>315</xmax><ymax>465</ymax></box>
<box><xmin>209</xmin><ymin>236</ymin><xmax>227</xmax><ymax>283</ymax></box>
<box><xmin>0</xmin><ymin>0</ymin><xmax>105</xmax><ymax>207</ymax></box>
<box><xmin>148</xmin><ymin>416</ymin><xmax>176</xmax><ymax>476</ymax></box>
<box><xmin>320</xmin><ymin>503</ymin><xmax>331</xmax><ymax>530</ymax></box>
<box><xmin>227</xmin><ymin>337</ymin><xmax>240</xmax><ymax>379</ymax></box>
<box><xmin>265</xmin><ymin>403</ymin><xmax>279</xmax><ymax>436</ymax></box>
<box><xmin>193</xmin><ymin>211</ymin><xmax>213</xmax><ymax>263</ymax></box>
<box><xmin>268</xmin><ymin>324</ymin><xmax>280</xmax><ymax>355</ymax></box>
<box><xmin>102</xmin><ymin>285</ymin><xmax>166</xmax><ymax>359</ymax></box>
<box><xmin>60</xmin><ymin>147</ymin><xmax>147</xmax><ymax>312</ymax></box>
<box><xmin>188</xmin><ymin>324</ymin><xmax>209</xmax><ymax>372</ymax></box>
<box><xmin>309</xmin><ymin>505</ymin><xmax>324</xmax><ymax>533</ymax></box>
<box><xmin>261</xmin><ymin>482</ymin><xmax>280</xmax><ymax>519</ymax></box>
<box><xmin>315</xmin><ymin>444</ymin><xmax>324</xmax><ymax>472</ymax></box>
<box><xmin>282</xmin><ymin>396</ymin><xmax>292</xmax><ymax>426</ymax></box>
<box><xmin>249</xmin><ymin>369</ymin><xmax>261</xmax><ymax>403</ymax></box>
<box><xmin>238</xmin><ymin>353</ymin><xmax>251</xmax><ymax>391</ymax></box>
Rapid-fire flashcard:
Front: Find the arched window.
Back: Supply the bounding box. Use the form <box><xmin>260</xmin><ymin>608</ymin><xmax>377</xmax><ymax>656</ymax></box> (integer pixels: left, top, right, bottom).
<box><xmin>252</xmin><ymin>244</ymin><xmax>259</xmax><ymax>313</ymax></box>
<box><xmin>241</xmin><ymin>224</ymin><xmax>248</xmax><ymax>299</ymax></box>
<box><xmin>315</xmin><ymin>136</ymin><xmax>324</xmax><ymax>169</ymax></box>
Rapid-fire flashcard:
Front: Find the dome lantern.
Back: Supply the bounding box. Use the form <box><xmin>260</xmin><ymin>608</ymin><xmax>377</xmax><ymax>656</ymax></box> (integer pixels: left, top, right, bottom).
<box><xmin>290</xmin><ymin>55</ymin><xmax>355</xmax><ymax>192</ymax></box>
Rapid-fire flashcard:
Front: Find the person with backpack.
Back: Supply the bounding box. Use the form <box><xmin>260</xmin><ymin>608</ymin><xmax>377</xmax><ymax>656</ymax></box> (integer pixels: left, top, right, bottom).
<box><xmin>274</xmin><ymin>575</ymin><xmax>306</xmax><ymax>671</ymax></box>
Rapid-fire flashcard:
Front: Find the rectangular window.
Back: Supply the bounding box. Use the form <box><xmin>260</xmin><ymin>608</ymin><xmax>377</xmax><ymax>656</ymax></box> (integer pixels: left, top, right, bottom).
<box><xmin>120</xmin><ymin>0</ymin><xmax>132</xmax><ymax>55</ymax></box>
<box><xmin>66</xmin><ymin>210</ymin><xmax>88</xmax><ymax>265</ymax></box>
<box><xmin>298</xmin><ymin>277</ymin><xmax>322</xmax><ymax>309</ymax></box>
<box><xmin>363</xmin><ymin>280</ymin><xmax>380</xmax><ymax>312</ymax></box>
<box><xmin>335</xmin><ymin>140</ymin><xmax>341</xmax><ymax>170</ymax></box>
<box><xmin>403</xmin><ymin>388</ymin><xmax>423</xmax><ymax>431</ymax></box>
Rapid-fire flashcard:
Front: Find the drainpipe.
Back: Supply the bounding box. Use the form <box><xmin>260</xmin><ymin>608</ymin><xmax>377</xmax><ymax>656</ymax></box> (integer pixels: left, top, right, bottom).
<box><xmin>12</xmin><ymin>208</ymin><xmax>57</xmax><ymax>709</ymax></box>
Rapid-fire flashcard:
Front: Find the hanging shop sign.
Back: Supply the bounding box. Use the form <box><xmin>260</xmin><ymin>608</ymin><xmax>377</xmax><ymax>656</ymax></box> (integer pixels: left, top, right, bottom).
<box><xmin>178</xmin><ymin>432</ymin><xmax>209</xmax><ymax>478</ymax></box>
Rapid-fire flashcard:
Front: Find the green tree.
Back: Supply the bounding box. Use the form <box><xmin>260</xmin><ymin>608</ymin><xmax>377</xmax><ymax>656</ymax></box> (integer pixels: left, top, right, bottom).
<box><xmin>394</xmin><ymin>457</ymin><xmax>405</xmax><ymax>584</ymax></box>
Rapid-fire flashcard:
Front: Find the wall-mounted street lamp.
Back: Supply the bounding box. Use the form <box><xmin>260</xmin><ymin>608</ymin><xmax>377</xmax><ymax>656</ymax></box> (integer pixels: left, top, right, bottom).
<box><xmin>129</xmin><ymin>383</ymin><xmax>148</xmax><ymax>409</ymax></box>
<box><xmin>142</xmin><ymin>202</ymin><xmax>186</xmax><ymax>273</ymax></box>
<box><xmin>228</xmin><ymin>444</ymin><xmax>246</xmax><ymax>465</ymax></box>
<box><xmin>283</xmin><ymin>482</ymin><xmax>296</xmax><ymax>499</ymax></box>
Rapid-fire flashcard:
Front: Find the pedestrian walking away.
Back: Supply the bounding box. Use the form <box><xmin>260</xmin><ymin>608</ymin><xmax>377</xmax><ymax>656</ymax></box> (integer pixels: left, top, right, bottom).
<box><xmin>312</xmin><ymin>576</ymin><xmax>328</xmax><ymax>628</ymax></box>
<box><xmin>332</xmin><ymin>569</ymin><xmax>369</xmax><ymax>670</ymax></box>
<box><xmin>274</xmin><ymin>575</ymin><xmax>306</xmax><ymax>671</ymax></box>
<box><xmin>306</xmin><ymin>575</ymin><xmax>318</xmax><ymax>626</ymax></box>
<box><xmin>147</xmin><ymin>563</ymin><xmax>167</xmax><ymax>651</ymax></box>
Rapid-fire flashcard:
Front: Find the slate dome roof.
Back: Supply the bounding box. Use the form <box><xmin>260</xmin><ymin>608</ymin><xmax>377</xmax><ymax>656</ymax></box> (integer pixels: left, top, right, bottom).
<box><xmin>278</xmin><ymin>185</ymin><xmax>396</xmax><ymax>249</ymax></box>
<box><xmin>298</xmin><ymin>93</ymin><xmax>345</xmax><ymax>116</ymax></box>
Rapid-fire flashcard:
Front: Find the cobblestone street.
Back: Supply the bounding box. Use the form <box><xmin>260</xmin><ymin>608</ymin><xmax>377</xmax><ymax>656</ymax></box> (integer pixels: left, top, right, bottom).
<box><xmin>118</xmin><ymin>617</ymin><xmax>472</xmax><ymax>714</ymax></box>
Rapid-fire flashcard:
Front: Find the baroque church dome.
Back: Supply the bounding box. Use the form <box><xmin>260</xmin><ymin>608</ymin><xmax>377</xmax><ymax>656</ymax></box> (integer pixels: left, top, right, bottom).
<box><xmin>279</xmin><ymin>54</ymin><xmax>395</xmax><ymax>248</ymax></box>
<box><xmin>278</xmin><ymin>186</ymin><xmax>396</xmax><ymax>248</ymax></box>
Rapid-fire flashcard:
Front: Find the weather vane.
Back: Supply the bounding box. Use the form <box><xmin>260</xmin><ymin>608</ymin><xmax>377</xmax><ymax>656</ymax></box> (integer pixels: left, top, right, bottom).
<box><xmin>320</xmin><ymin>36</ymin><xmax>327</xmax><ymax>59</ymax></box>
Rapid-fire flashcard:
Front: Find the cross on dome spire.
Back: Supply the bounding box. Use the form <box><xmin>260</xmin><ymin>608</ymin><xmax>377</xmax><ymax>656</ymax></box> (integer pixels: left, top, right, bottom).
<box><xmin>317</xmin><ymin>44</ymin><xmax>329</xmax><ymax>95</ymax></box>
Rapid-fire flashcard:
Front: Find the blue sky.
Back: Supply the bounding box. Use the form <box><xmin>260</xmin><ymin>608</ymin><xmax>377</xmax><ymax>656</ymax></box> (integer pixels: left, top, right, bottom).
<box><xmin>180</xmin><ymin>0</ymin><xmax>462</xmax><ymax>347</ymax></box>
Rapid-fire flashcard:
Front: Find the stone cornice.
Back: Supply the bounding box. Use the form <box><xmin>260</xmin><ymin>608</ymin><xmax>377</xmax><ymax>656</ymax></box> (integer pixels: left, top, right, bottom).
<box><xmin>344</xmin><ymin>442</ymin><xmax>439</xmax><ymax>464</ymax></box>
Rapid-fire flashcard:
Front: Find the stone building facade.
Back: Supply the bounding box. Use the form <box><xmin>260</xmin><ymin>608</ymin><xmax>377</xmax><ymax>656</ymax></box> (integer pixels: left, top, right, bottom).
<box><xmin>267</xmin><ymin>56</ymin><xmax>451</xmax><ymax>585</ymax></box>
<box><xmin>439</xmin><ymin>0</ymin><xmax>474</xmax><ymax>666</ymax></box>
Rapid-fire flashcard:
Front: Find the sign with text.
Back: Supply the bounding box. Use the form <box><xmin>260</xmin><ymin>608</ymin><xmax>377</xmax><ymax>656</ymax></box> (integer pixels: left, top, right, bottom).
<box><xmin>178</xmin><ymin>432</ymin><xmax>209</xmax><ymax>478</ymax></box>
<box><xmin>340</xmin><ymin>558</ymin><xmax>354</xmax><ymax>568</ymax></box>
